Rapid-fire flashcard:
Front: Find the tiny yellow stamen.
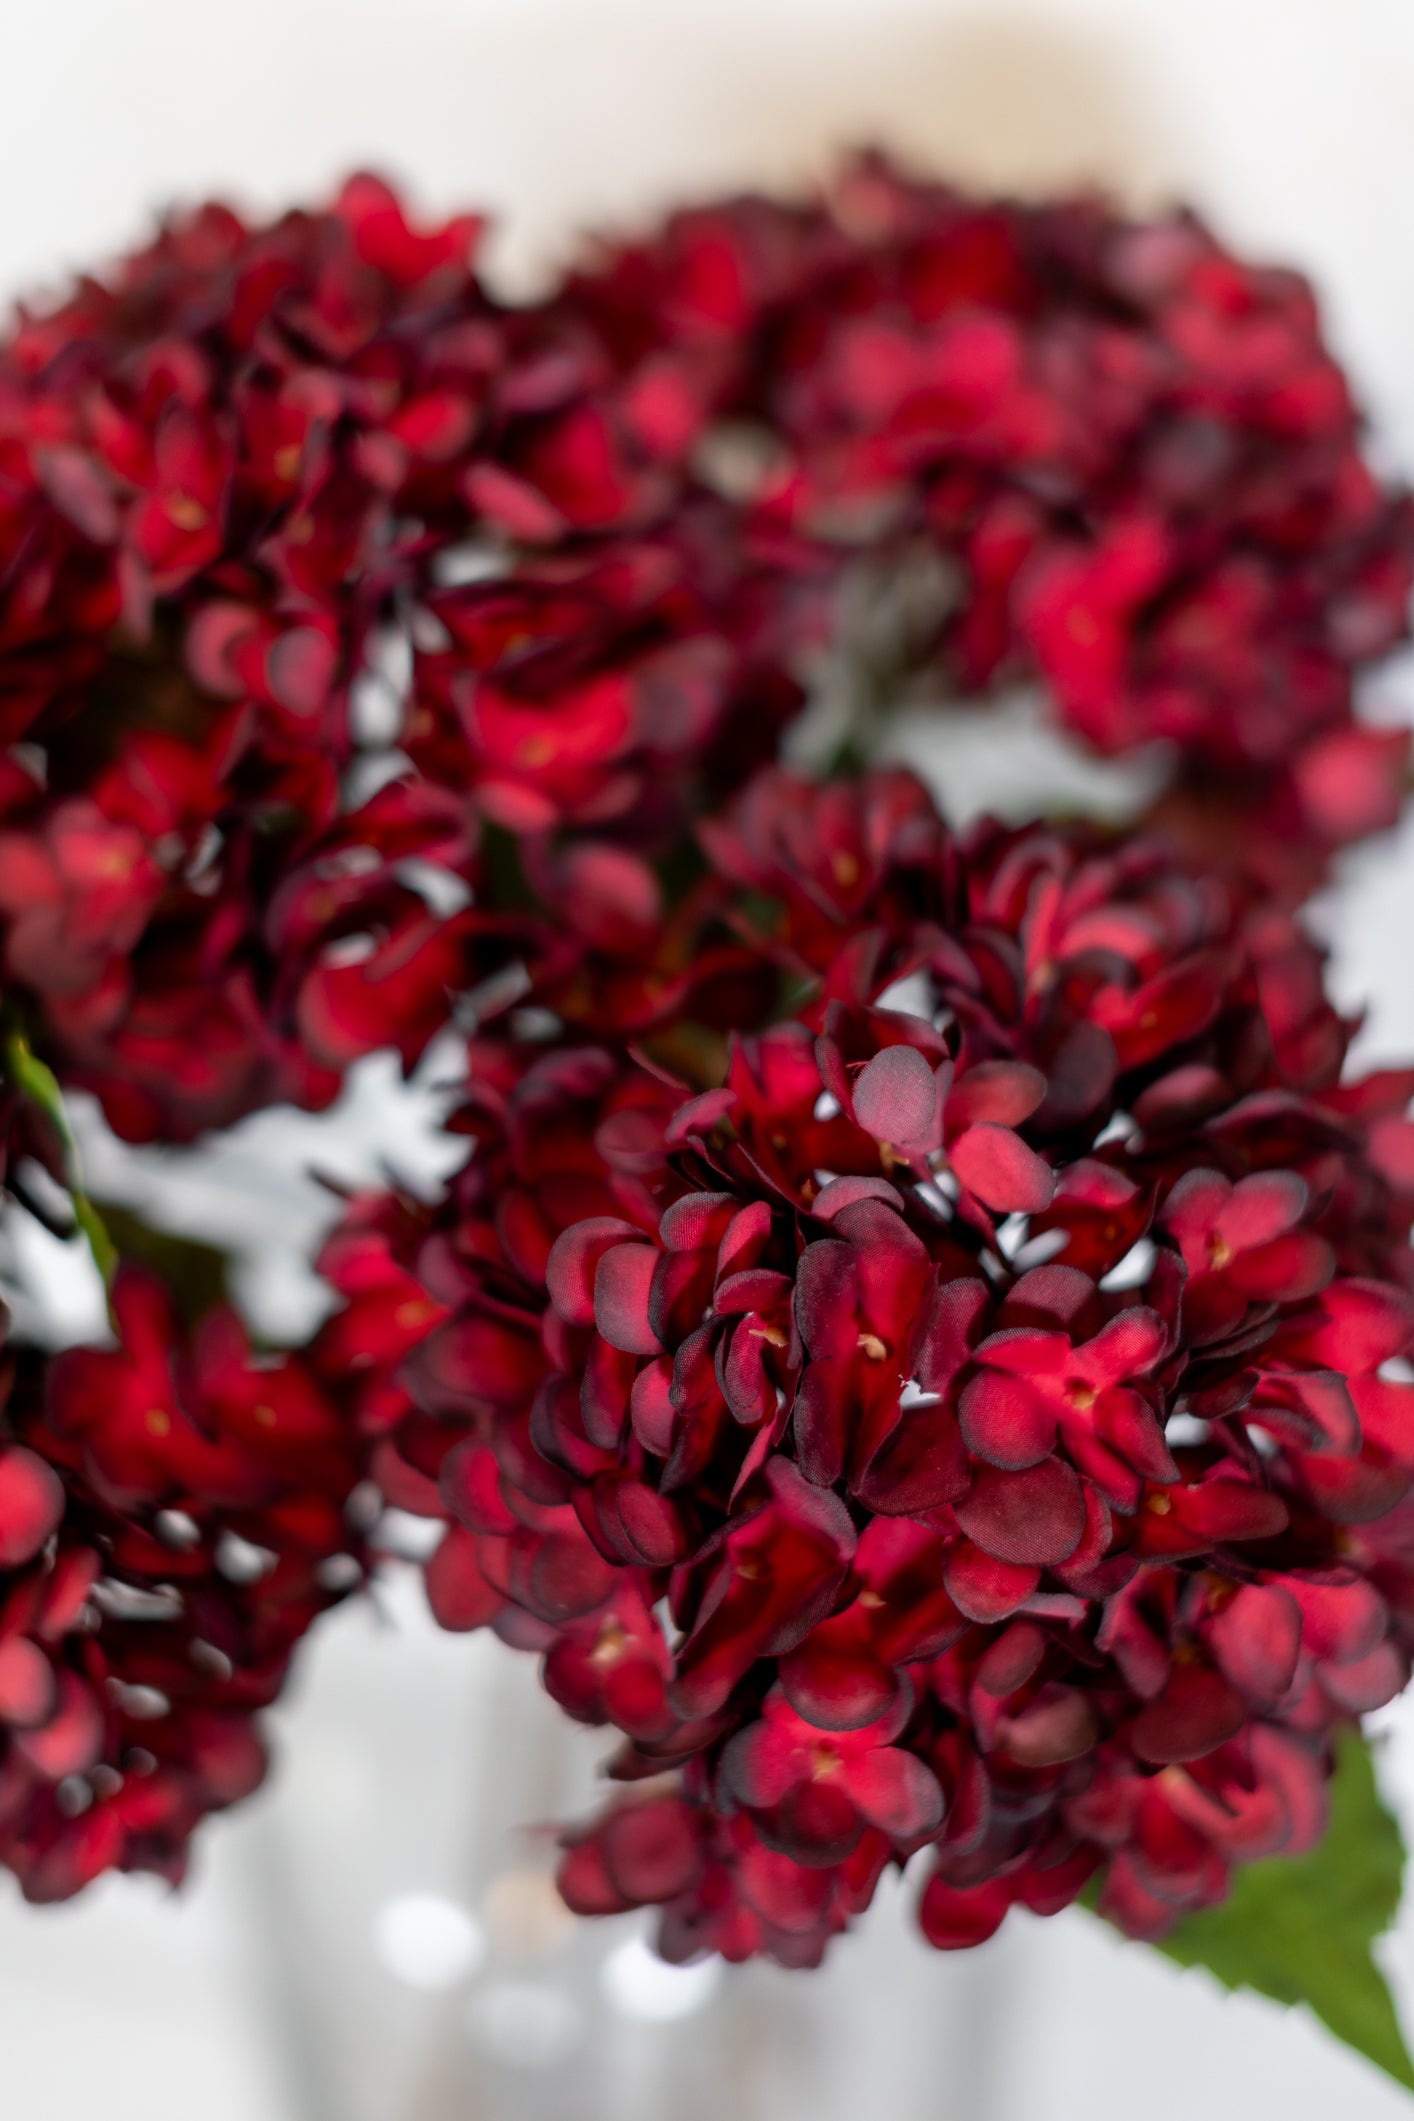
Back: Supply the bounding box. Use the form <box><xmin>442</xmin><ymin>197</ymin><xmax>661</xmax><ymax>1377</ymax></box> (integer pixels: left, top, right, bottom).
<box><xmin>395</xmin><ymin>1299</ymin><xmax>437</xmax><ymax>1330</ymax></box>
<box><xmin>589</xmin><ymin>1620</ymin><xmax>629</xmax><ymax>1669</ymax></box>
<box><xmin>166</xmin><ymin>494</ymin><xmax>208</xmax><ymax>532</ymax></box>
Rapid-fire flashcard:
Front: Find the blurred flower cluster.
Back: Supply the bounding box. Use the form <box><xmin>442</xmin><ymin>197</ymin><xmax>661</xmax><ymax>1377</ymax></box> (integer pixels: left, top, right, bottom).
<box><xmin>0</xmin><ymin>162</ymin><xmax>1412</xmax><ymax>1983</ymax></box>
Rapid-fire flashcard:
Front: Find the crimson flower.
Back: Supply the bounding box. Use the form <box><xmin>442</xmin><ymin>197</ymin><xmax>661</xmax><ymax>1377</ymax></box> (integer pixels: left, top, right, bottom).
<box><xmin>0</xmin><ymin>1274</ymin><xmax>370</xmax><ymax>1901</ymax></box>
<box><xmin>307</xmin><ymin>767</ymin><xmax>1414</xmax><ymax>1966</ymax></box>
<box><xmin>1</xmin><ymin>162</ymin><xmax>1412</xmax><ymax>2001</ymax></box>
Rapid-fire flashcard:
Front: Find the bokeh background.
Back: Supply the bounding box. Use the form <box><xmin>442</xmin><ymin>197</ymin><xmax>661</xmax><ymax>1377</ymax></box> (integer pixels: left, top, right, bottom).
<box><xmin>7</xmin><ymin>3</ymin><xmax>1414</xmax><ymax>2115</ymax></box>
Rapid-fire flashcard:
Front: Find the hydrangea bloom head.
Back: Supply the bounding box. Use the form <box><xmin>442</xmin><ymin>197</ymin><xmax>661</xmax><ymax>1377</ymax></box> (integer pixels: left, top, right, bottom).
<box><xmin>335</xmin><ymin>767</ymin><xmax>1414</xmax><ymax>1962</ymax></box>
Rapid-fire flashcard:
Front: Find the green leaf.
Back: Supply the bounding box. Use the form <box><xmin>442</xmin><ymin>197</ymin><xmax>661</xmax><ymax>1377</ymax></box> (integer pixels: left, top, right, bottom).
<box><xmin>3</xmin><ymin>1031</ymin><xmax>70</xmax><ymax>1142</ymax></box>
<box><xmin>4</xmin><ymin>1030</ymin><xmax>117</xmax><ymax>1287</ymax></box>
<box><xmin>1154</xmin><ymin>1727</ymin><xmax>1414</xmax><ymax>2093</ymax></box>
<box><xmin>3</xmin><ymin>1034</ymin><xmax>232</xmax><ymax>1320</ymax></box>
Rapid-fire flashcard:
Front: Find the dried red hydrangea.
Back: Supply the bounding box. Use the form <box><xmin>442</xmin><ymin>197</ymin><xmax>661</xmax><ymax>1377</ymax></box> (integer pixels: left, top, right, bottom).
<box><xmin>0</xmin><ymin>163</ymin><xmax>1411</xmax><ymax>1948</ymax></box>
<box><xmin>0</xmin><ymin>175</ymin><xmax>811</xmax><ymax>1139</ymax></box>
<box><xmin>0</xmin><ymin>161</ymin><xmax>1407</xmax><ymax>1146</ymax></box>
<box><xmin>333</xmin><ymin>765</ymin><xmax>1414</xmax><ymax>1963</ymax></box>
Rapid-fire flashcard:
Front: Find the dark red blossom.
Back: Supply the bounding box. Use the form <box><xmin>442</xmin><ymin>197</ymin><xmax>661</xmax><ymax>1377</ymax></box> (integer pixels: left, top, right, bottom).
<box><xmin>2</xmin><ymin>161</ymin><xmax>1413</xmax><ymax>1977</ymax></box>
<box><xmin>1</xmin><ymin>158</ymin><xmax>1407</xmax><ymax>1138</ymax></box>
<box><xmin>720</xmin><ymin>1686</ymin><xmax>944</xmax><ymax>1860</ymax></box>
<box><xmin>0</xmin><ymin>1275</ymin><xmax>370</xmax><ymax>1902</ymax></box>
<box><xmin>1161</xmin><ymin>1167</ymin><xmax>1335</xmax><ymax>1342</ymax></box>
<box><xmin>324</xmin><ymin>768</ymin><xmax>1414</xmax><ymax>1970</ymax></box>
<box><xmin>577</xmin><ymin>153</ymin><xmax>1414</xmax><ymax>885</ymax></box>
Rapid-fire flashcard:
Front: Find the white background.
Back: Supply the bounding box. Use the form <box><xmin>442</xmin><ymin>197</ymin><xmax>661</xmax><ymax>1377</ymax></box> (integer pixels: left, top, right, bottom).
<box><xmin>8</xmin><ymin>3</ymin><xmax>1414</xmax><ymax>2116</ymax></box>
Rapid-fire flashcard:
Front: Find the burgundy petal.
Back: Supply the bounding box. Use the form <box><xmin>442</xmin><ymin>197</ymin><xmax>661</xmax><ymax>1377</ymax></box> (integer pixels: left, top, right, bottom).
<box><xmin>1208</xmin><ymin>1582</ymin><xmax>1302</xmax><ymax>1704</ymax></box>
<box><xmin>852</xmin><ymin>1044</ymin><xmax>940</xmax><ymax>1148</ymax></box>
<box><xmin>425</xmin><ymin>1527</ymin><xmax>504</xmax><ymax>1632</ymax></box>
<box><xmin>918</xmin><ymin>1873</ymin><xmax>1011</xmax><ymax>1950</ymax></box>
<box><xmin>1215</xmin><ymin>1170</ymin><xmax>1308</xmax><ymax>1250</ymax></box>
<box><xmin>944</xmin><ymin>1541</ymin><xmax>1039</xmax><ymax>1623</ymax></box>
<box><xmin>1130</xmin><ymin>1664</ymin><xmax>1247</xmax><ymax>1765</ymax></box>
<box><xmin>601</xmin><ymin>1798</ymin><xmax>701</xmax><ymax>1903</ymax></box>
<box><xmin>954</xmin><ymin>1459</ymin><xmax>1086</xmax><ymax>1566</ymax></box>
<box><xmin>594</xmin><ymin>1242</ymin><xmax>665</xmax><ymax>1356</ymax></box>
<box><xmin>547</xmin><ymin>1217</ymin><xmax>644</xmax><ymax>1327</ymax></box>
<box><xmin>958</xmin><ymin>1370</ymin><xmax>1057</xmax><ymax>1469</ymax></box>
<box><xmin>842</xmin><ymin>1747</ymin><xmax>945</xmax><ymax>1839</ymax></box>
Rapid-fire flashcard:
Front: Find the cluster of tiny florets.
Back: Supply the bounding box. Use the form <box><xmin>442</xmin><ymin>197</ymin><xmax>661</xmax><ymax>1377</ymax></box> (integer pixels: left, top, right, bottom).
<box><xmin>0</xmin><ymin>166</ymin><xmax>1410</xmax><ymax>1946</ymax></box>
<box><xmin>333</xmin><ymin>769</ymin><xmax>1414</xmax><ymax>1961</ymax></box>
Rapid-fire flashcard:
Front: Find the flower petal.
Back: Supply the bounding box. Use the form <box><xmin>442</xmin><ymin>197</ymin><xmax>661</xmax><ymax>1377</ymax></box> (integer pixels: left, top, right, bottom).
<box><xmin>954</xmin><ymin>1459</ymin><xmax>1086</xmax><ymax>1566</ymax></box>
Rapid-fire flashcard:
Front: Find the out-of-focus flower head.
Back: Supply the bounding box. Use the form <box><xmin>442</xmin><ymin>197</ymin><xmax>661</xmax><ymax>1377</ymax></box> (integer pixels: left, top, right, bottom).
<box><xmin>0</xmin><ymin>176</ymin><xmax>814</xmax><ymax>1139</ymax></box>
<box><xmin>0</xmin><ymin>1268</ymin><xmax>369</xmax><ymax>1899</ymax></box>
<box><xmin>574</xmin><ymin>154</ymin><xmax>1414</xmax><ymax>892</ymax></box>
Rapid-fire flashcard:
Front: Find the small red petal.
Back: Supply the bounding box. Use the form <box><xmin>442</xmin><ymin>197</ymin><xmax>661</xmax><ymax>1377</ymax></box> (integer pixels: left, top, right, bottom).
<box><xmin>594</xmin><ymin>1242</ymin><xmax>665</xmax><ymax>1356</ymax></box>
<box><xmin>950</xmin><ymin>1124</ymin><xmax>1056</xmax><ymax>1212</ymax></box>
<box><xmin>852</xmin><ymin>1044</ymin><xmax>940</xmax><ymax>1148</ymax></box>
<box><xmin>0</xmin><ymin>1449</ymin><xmax>65</xmax><ymax>1568</ymax></box>
<box><xmin>425</xmin><ymin>1527</ymin><xmax>503</xmax><ymax>1632</ymax></box>
<box><xmin>954</xmin><ymin>1459</ymin><xmax>1086</xmax><ymax>1566</ymax></box>
<box><xmin>919</xmin><ymin>1872</ymin><xmax>1011</xmax><ymax>1950</ymax></box>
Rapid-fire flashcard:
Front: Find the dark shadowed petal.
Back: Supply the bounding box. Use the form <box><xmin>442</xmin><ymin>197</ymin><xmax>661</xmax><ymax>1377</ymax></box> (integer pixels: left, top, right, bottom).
<box><xmin>954</xmin><ymin>1459</ymin><xmax>1086</xmax><ymax>1565</ymax></box>
<box><xmin>594</xmin><ymin>1243</ymin><xmax>665</xmax><ymax>1355</ymax></box>
<box><xmin>547</xmin><ymin>1217</ymin><xmax>646</xmax><ymax>1326</ymax></box>
<box><xmin>1130</xmin><ymin>1663</ymin><xmax>1247</xmax><ymax>1764</ymax></box>
<box><xmin>943</xmin><ymin>1541</ymin><xmax>1040</xmax><ymax>1623</ymax></box>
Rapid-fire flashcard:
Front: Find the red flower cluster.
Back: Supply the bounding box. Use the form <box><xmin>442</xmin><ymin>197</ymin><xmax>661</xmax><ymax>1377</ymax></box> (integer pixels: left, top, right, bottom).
<box><xmin>0</xmin><ymin>1268</ymin><xmax>368</xmax><ymax>1899</ymax></box>
<box><xmin>0</xmin><ymin>161</ymin><xmax>1407</xmax><ymax>1143</ymax></box>
<box><xmin>579</xmin><ymin>155</ymin><xmax>1414</xmax><ymax>886</ymax></box>
<box><xmin>321</xmin><ymin>764</ymin><xmax>1414</xmax><ymax>1962</ymax></box>
<box><xmin>0</xmin><ymin>169</ymin><xmax>1411</xmax><ymax>1956</ymax></box>
<box><xmin>0</xmin><ymin>175</ymin><xmax>810</xmax><ymax>1138</ymax></box>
